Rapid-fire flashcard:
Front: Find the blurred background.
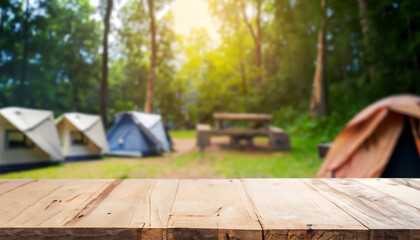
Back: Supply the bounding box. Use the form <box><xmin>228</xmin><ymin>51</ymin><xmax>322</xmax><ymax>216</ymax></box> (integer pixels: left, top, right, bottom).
<box><xmin>0</xmin><ymin>0</ymin><xmax>419</xmax><ymax>178</ymax></box>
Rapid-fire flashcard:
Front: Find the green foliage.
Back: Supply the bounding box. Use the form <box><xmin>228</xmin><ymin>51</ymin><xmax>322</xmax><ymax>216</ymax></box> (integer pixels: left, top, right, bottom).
<box><xmin>169</xmin><ymin>130</ymin><xmax>196</xmax><ymax>139</ymax></box>
<box><xmin>1</xmin><ymin>0</ymin><xmax>419</xmax><ymax>135</ymax></box>
<box><xmin>0</xmin><ymin>0</ymin><xmax>101</xmax><ymax>115</ymax></box>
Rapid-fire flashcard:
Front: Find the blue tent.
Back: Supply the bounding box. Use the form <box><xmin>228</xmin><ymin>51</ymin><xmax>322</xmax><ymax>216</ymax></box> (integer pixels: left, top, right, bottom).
<box><xmin>107</xmin><ymin>112</ymin><xmax>172</xmax><ymax>157</ymax></box>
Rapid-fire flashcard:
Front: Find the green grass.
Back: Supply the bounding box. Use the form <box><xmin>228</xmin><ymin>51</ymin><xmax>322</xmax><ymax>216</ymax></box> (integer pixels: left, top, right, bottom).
<box><xmin>172</xmin><ymin>137</ymin><xmax>323</xmax><ymax>178</ymax></box>
<box><xmin>169</xmin><ymin>130</ymin><xmax>196</xmax><ymax>139</ymax></box>
<box><xmin>0</xmin><ymin>132</ymin><xmax>323</xmax><ymax>179</ymax></box>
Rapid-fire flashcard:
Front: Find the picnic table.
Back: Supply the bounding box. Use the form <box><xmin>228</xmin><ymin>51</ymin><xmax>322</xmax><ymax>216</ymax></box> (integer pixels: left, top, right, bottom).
<box><xmin>0</xmin><ymin>178</ymin><xmax>419</xmax><ymax>239</ymax></box>
<box><xmin>213</xmin><ymin>113</ymin><xmax>273</xmax><ymax>130</ymax></box>
<box><xmin>197</xmin><ymin>113</ymin><xmax>290</xmax><ymax>151</ymax></box>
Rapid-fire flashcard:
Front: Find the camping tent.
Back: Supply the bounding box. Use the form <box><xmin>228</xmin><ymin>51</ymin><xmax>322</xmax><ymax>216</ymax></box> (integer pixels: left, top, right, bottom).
<box><xmin>317</xmin><ymin>94</ymin><xmax>420</xmax><ymax>178</ymax></box>
<box><xmin>107</xmin><ymin>112</ymin><xmax>172</xmax><ymax>157</ymax></box>
<box><xmin>0</xmin><ymin>107</ymin><xmax>63</xmax><ymax>168</ymax></box>
<box><xmin>56</xmin><ymin>113</ymin><xmax>109</xmax><ymax>160</ymax></box>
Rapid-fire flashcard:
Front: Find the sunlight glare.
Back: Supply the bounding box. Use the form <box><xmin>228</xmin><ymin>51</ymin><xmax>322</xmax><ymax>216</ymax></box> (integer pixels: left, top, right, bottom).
<box><xmin>172</xmin><ymin>0</ymin><xmax>219</xmax><ymax>41</ymax></box>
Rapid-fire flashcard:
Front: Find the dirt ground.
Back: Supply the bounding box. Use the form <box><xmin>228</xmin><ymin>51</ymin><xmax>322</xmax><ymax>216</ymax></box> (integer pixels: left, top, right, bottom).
<box><xmin>156</xmin><ymin>138</ymin><xmax>222</xmax><ymax>178</ymax></box>
<box><xmin>171</xmin><ymin>138</ymin><xmax>197</xmax><ymax>157</ymax></box>
<box><xmin>171</xmin><ymin>137</ymin><xmax>272</xmax><ymax>156</ymax></box>
<box><xmin>153</xmin><ymin>138</ymin><xmax>275</xmax><ymax>178</ymax></box>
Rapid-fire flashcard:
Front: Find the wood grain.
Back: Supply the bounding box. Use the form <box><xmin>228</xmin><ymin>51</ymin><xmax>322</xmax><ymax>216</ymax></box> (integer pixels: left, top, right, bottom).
<box><xmin>0</xmin><ymin>227</ymin><xmax>143</xmax><ymax>240</ymax></box>
<box><xmin>391</xmin><ymin>178</ymin><xmax>420</xmax><ymax>191</ymax></box>
<box><xmin>0</xmin><ymin>180</ymin><xmax>67</xmax><ymax>226</ymax></box>
<box><xmin>9</xmin><ymin>179</ymin><xmax>113</xmax><ymax>227</ymax></box>
<box><xmin>304</xmin><ymin>178</ymin><xmax>420</xmax><ymax>239</ymax></box>
<box><xmin>242</xmin><ymin>179</ymin><xmax>368</xmax><ymax>240</ymax></box>
<box><xmin>0</xmin><ymin>179</ymin><xmax>418</xmax><ymax>239</ymax></box>
<box><xmin>167</xmin><ymin>179</ymin><xmax>262</xmax><ymax>239</ymax></box>
<box><xmin>0</xmin><ymin>179</ymin><xmax>36</xmax><ymax>196</ymax></box>
<box><xmin>355</xmin><ymin>178</ymin><xmax>420</xmax><ymax>210</ymax></box>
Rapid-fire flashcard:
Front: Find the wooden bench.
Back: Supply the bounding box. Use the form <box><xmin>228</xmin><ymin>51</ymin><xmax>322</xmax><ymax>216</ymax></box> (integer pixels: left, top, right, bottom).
<box><xmin>0</xmin><ymin>179</ymin><xmax>419</xmax><ymax>239</ymax></box>
<box><xmin>197</xmin><ymin>124</ymin><xmax>290</xmax><ymax>151</ymax></box>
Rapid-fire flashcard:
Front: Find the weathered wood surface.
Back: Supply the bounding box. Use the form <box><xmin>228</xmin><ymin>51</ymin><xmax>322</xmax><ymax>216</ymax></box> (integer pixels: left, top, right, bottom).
<box><xmin>0</xmin><ymin>179</ymin><xmax>419</xmax><ymax>239</ymax></box>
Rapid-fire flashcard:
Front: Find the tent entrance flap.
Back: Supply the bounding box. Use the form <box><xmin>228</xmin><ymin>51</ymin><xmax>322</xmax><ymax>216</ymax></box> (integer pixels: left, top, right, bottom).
<box><xmin>381</xmin><ymin>118</ymin><xmax>420</xmax><ymax>178</ymax></box>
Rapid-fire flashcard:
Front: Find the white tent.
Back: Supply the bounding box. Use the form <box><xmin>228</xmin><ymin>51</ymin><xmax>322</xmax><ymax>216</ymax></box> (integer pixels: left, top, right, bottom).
<box><xmin>56</xmin><ymin>113</ymin><xmax>109</xmax><ymax>160</ymax></box>
<box><xmin>0</xmin><ymin>107</ymin><xmax>63</xmax><ymax>166</ymax></box>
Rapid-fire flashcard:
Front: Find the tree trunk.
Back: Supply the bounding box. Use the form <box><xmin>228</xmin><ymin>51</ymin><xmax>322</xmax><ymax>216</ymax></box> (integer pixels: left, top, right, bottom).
<box><xmin>357</xmin><ymin>0</ymin><xmax>375</xmax><ymax>84</ymax></box>
<box><xmin>255</xmin><ymin>0</ymin><xmax>262</xmax><ymax>85</ymax></box>
<box><xmin>143</xmin><ymin>0</ymin><xmax>157</xmax><ymax>113</ymax></box>
<box><xmin>234</xmin><ymin>6</ymin><xmax>247</xmax><ymax>95</ymax></box>
<box><xmin>240</xmin><ymin>0</ymin><xmax>262</xmax><ymax>85</ymax></box>
<box><xmin>160</xmin><ymin>97</ymin><xmax>166</xmax><ymax>125</ymax></box>
<box><xmin>20</xmin><ymin>0</ymin><xmax>30</xmax><ymax>106</ymax></box>
<box><xmin>100</xmin><ymin>0</ymin><xmax>113</xmax><ymax>126</ymax></box>
<box><xmin>183</xmin><ymin>101</ymin><xmax>191</xmax><ymax>129</ymax></box>
<box><xmin>310</xmin><ymin>0</ymin><xmax>327</xmax><ymax>118</ymax></box>
<box><xmin>407</xmin><ymin>18</ymin><xmax>419</xmax><ymax>70</ymax></box>
<box><xmin>135</xmin><ymin>74</ymin><xmax>142</xmax><ymax>110</ymax></box>
<box><xmin>0</xmin><ymin>7</ymin><xmax>3</xmax><ymax>42</ymax></box>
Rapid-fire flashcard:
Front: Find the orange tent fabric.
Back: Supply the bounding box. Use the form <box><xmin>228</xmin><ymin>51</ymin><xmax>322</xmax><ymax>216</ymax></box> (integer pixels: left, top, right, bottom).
<box><xmin>317</xmin><ymin>94</ymin><xmax>420</xmax><ymax>178</ymax></box>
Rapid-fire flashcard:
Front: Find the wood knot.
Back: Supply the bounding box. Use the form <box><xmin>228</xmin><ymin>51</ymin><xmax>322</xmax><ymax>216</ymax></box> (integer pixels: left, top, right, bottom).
<box><xmin>306</xmin><ymin>224</ymin><xmax>313</xmax><ymax>233</ymax></box>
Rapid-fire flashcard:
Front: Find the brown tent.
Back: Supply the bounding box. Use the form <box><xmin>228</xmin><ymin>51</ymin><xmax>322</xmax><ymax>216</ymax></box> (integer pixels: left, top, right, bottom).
<box><xmin>317</xmin><ymin>94</ymin><xmax>420</xmax><ymax>178</ymax></box>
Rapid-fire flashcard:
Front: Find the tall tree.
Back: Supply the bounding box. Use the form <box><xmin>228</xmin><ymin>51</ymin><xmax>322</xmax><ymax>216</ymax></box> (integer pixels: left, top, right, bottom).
<box><xmin>310</xmin><ymin>0</ymin><xmax>327</xmax><ymax>118</ymax></box>
<box><xmin>143</xmin><ymin>0</ymin><xmax>157</xmax><ymax>113</ymax></box>
<box><xmin>114</xmin><ymin>0</ymin><xmax>148</xmax><ymax>113</ymax></box>
<box><xmin>235</xmin><ymin>1</ymin><xmax>247</xmax><ymax>95</ymax></box>
<box><xmin>240</xmin><ymin>0</ymin><xmax>263</xmax><ymax>85</ymax></box>
<box><xmin>100</xmin><ymin>0</ymin><xmax>113</xmax><ymax>125</ymax></box>
<box><xmin>19</xmin><ymin>0</ymin><xmax>30</xmax><ymax>106</ymax></box>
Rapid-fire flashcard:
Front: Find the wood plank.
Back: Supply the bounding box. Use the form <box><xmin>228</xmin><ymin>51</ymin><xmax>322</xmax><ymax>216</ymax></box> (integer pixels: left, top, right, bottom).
<box><xmin>355</xmin><ymin>178</ymin><xmax>420</xmax><ymax>210</ymax></box>
<box><xmin>0</xmin><ymin>180</ymin><xmax>67</xmax><ymax>226</ymax></box>
<box><xmin>167</xmin><ymin>179</ymin><xmax>262</xmax><ymax>239</ymax></box>
<box><xmin>0</xmin><ymin>179</ymin><xmax>418</xmax><ymax>239</ymax></box>
<box><xmin>304</xmin><ymin>179</ymin><xmax>420</xmax><ymax>239</ymax></box>
<box><xmin>67</xmin><ymin>179</ymin><xmax>155</xmax><ymax>227</ymax></box>
<box><xmin>143</xmin><ymin>179</ymin><xmax>180</xmax><ymax>239</ymax></box>
<box><xmin>0</xmin><ymin>179</ymin><xmax>36</xmax><ymax>196</ymax></box>
<box><xmin>8</xmin><ymin>179</ymin><xmax>113</xmax><ymax>227</ymax></box>
<box><xmin>242</xmin><ymin>179</ymin><xmax>368</xmax><ymax>240</ymax></box>
<box><xmin>67</xmin><ymin>179</ymin><xmax>179</xmax><ymax>239</ymax></box>
<box><xmin>391</xmin><ymin>178</ymin><xmax>420</xmax><ymax>191</ymax></box>
<box><xmin>213</xmin><ymin>113</ymin><xmax>272</xmax><ymax>121</ymax></box>
<box><xmin>0</xmin><ymin>227</ymin><xmax>143</xmax><ymax>239</ymax></box>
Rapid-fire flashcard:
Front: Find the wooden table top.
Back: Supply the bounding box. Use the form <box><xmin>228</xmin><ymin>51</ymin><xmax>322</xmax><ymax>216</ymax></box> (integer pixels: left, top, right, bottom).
<box><xmin>0</xmin><ymin>178</ymin><xmax>419</xmax><ymax>239</ymax></box>
<box><xmin>213</xmin><ymin>113</ymin><xmax>272</xmax><ymax>121</ymax></box>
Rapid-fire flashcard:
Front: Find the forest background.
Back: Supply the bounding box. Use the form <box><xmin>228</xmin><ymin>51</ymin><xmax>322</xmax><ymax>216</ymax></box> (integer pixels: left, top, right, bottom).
<box><xmin>1</xmin><ymin>0</ymin><xmax>419</xmax><ymax>142</ymax></box>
